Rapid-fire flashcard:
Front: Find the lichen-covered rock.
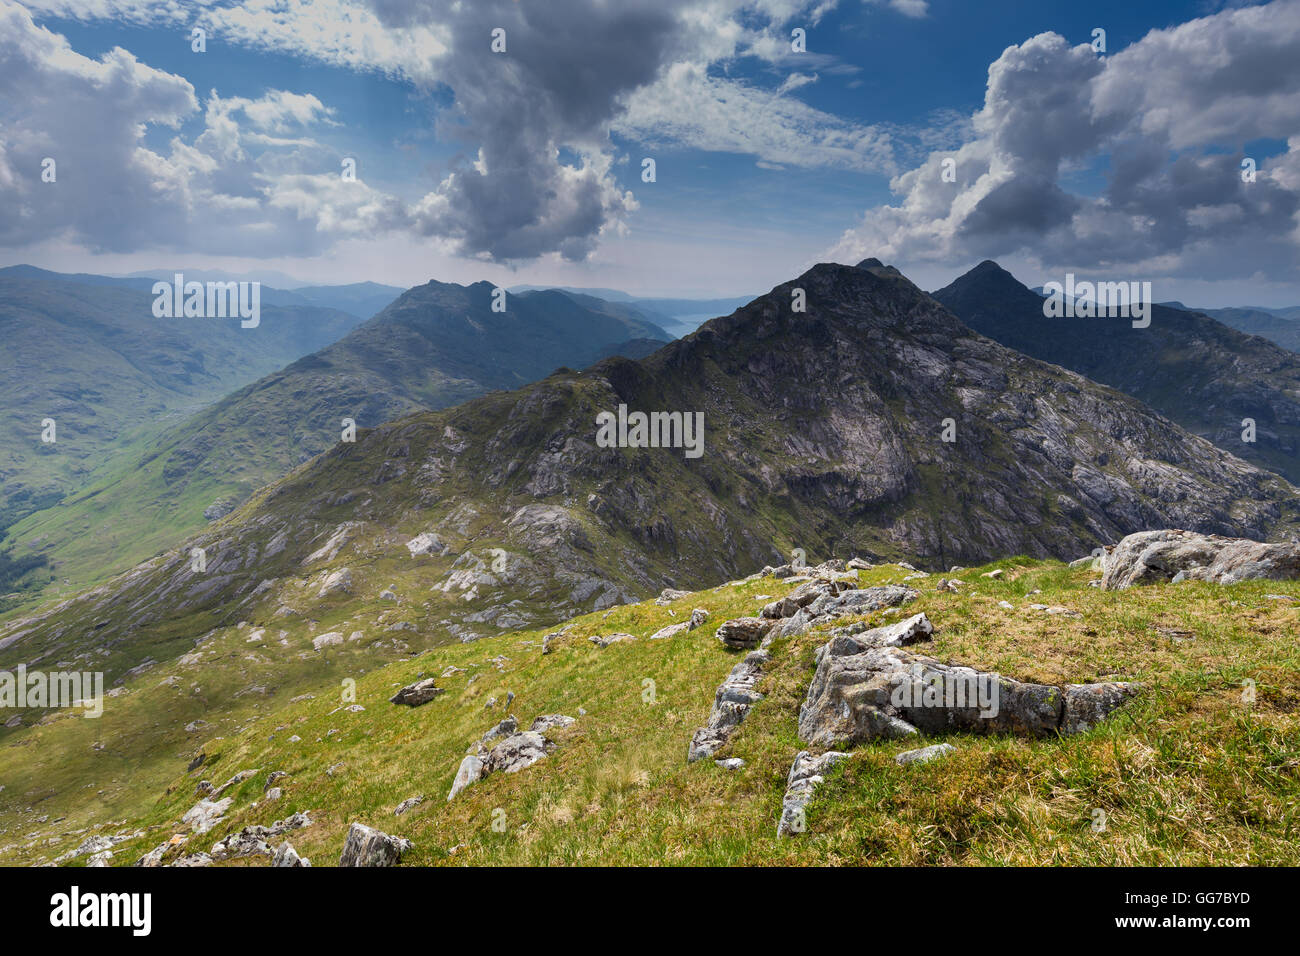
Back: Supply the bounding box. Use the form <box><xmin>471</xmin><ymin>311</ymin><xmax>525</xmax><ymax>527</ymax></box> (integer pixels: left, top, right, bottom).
<box><xmin>390</xmin><ymin>678</ymin><xmax>443</xmax><ymax>707</ymax></box>
<box><xmin>895</xmin><ymin>743</ymin><xmax>957</xmax><ymax>766</ymax></box>
<box><xmin>312</xmin><ymin>631</ymin><xmax>343</xmax><ymax>651</ymax></box>
<box><xmin>272</xmin><ymin>842</ymin><xmax>311</xmax><ymax>867</ymax></box>
<box><xmin>688</xmin><ymin>608</ymin><xmax>709</xmax><ymax>630</ymax></box>
<box><xmin>394</xmin><ymin>795</ymin><xmax>424</xmax><ymax>815</ymax></box>
<box><xmin>339</xmin><ymin>823</ymin><xmax>411</xmax><ymax>866</ymax></box>
<box><xmin>777</xmin><ymin>750</ymin><xmax>848</xmax><ymax>837</ymax></box>
<box><xmin>798</xmin><ymin>619</ymin><xmax>1137</xmax><ymax>749</ymax></box>
<box><xmin>688</xmin><ymin>650</ymin><xmax>768</xmax><ymax>762</ymax></box>
<box><xmin>714</xmin><ymin>617</ymin><xmax>775</xmax><ymax>650</ymax></box>
<box><xmin>590</xmin><ymin>632</ymin><xmax>636</xmax><ymax>648</ymax></box>
<box><xmin>182</xmin><ymin>797</ymin><xmax>231</xmax><ymax>834</ymax></box>
<box><xmin>648</xmin><ymin>622</ymin><xmax>690</xmax><ymax>640</ymax></box>
<box><xmin>405</xmin><ymin>532</ymin><xmax>448</xmax><ymax>557</ymax></box>
<box><xmin>447</xmin><ymin>754</ymin><xmax>485</xmax><ymax>801</ymax></box>
<box><xmin>471</xmin><ymin>716</ymin><xmax>519</xmax><ymax>754</ymax></box>
<box><xmin>804</xmin><ymin>585</ymin><xmax>918</xmax><ymax>618</ymax></box>
<box><xmin>210</xmin><ymin>829</ymin><xmax>272</xmax><ymax>861</ymax></box>
<box><xmin>317</xmin><ymin>567</ymin><xmax>353</xmax><ymax>597</ymax></box>
<box><xmin>529</xmin><ymin>714</ymin><xmax>576</xmax><ymax>733</ymax></box>
<box><xmin>1103</xmin><ymin>530</ymin><xmax>1300</xmax><ymax>589</ymax></box>
<box><xmin>1062</xmin><ymin>682</ymin><xmax>1143</xmax><ymax>733</ymax></box>
<box><xmin>483</xmin><ymin>731</ymin><xmax>554</xmax><ymax>774</ymax></box>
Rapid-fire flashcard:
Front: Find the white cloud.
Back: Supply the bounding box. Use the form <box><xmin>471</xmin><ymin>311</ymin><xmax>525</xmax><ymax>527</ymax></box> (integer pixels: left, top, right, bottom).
<box><xmin>829</xmin><ymin>0</ymin><xmax>1300</xmax><ymax>282</ymax></box>
<box><xmin>7</xmin><ymin>0</ymin><xmax>930</xmax><ymax>263</ymax></box>
<box><xmin>615</xmin><ymin>62</ymin><xmax>895</xmax><ymax>174</ymax></box>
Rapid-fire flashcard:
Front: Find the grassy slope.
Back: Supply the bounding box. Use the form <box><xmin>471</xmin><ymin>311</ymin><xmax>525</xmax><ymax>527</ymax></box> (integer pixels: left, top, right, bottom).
<box><xmin>3</xmin><ymin>558</ymin><xmax>1297</xmax><ymax>866</ymax></box>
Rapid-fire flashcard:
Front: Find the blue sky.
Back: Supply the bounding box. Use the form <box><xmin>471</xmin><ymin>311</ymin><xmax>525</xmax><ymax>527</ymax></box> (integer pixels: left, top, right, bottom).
<box><xmin>1</xmin><ymin>0</ymin><xmax>1297</xmax><ymax>303</ymax></box>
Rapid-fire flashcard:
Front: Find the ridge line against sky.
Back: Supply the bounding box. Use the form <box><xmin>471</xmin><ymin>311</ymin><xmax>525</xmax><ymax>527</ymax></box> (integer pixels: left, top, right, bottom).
<box><xmin>0</xmin><ymin>0</ymin><xmax>1297</xmax><ymax>303</ymax></box>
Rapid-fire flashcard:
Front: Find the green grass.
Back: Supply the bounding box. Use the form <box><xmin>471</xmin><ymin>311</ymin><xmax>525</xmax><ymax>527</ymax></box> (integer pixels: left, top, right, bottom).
<box><xmin>3</xmin><ymin>558</ymin><xmax>1297</xmax><ymax>866</ymax></box>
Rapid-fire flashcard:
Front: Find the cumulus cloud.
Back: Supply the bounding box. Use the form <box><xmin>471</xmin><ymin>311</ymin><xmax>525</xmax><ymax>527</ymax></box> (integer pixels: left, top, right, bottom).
<box><xmin>829</xmin><ymin>0</ymin><xmax>1300</xmax><ymax>281</ymax></box>
<box><xmin>7</xmin><ymin>0</ymin><xmax>927</xmax><ymax>263</ymax></box>
<box><xmin>0</xmin><ymin>0</ymin><xmax>397</xmax><ymax>256</ymax></box>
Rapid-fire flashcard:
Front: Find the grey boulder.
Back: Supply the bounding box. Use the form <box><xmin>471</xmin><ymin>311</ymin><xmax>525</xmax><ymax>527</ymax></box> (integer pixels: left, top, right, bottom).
<box><xmin>1103</xmin><ymin>530</ymin><xmax>1300</xmax><ymax>589</ymax></box>
<box><xmin>339</xmin><ymin>823</ymin><xmax>412</xmax><ymax>866</ymax></box>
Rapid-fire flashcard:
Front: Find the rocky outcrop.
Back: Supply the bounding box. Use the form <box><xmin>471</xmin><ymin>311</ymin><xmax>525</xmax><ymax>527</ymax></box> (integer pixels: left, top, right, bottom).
<box><xmin>182</xmin><ymin>797</ymin><xmax>232</xmax><ymax>834</ymax></box>
<box><xmin>483</xmin><ymin>731</ymin><xmax>554</xmax><ymax>774</ymax></box>
<box><xmin>312</xmin><ymin>631</ymin><xmax>344</xmax><ymax>651</ymax></box>
<box><xmin>210</xmin><ymin>811</ymin><xmax>312</xmax><ymax>861</ymax></box>
<box><xmin>317</xmin><ymin>567</ymin><xmax>353</xmax><ymax>597</ymax></box>
<box><xmin>447</xmin><ymin>755</ymin><xmax>485</xmax><ymax>801</ymax></box>
<box><xmin>1102</xmin><ymin>530</ymin><xmax>1300</xmax><ymax>589</ymax></box>
<box><xmin>390</xmin><ymin>678</ymin><xmax>444</xmax><ymax>706</ymax></box>
<box><xmin>798</xmin><ymin>614</ymin><xmax>1138</xmax><ymax>748</ymax></box>
<box><xmin>529</xmin><ymin>714</ymin><xmax>576</xmax><ymax>733</ymax></box>
<box><xmin>715</xmin><ymin>617</ymin><xmax>775</xmax><ymax>650</ymax></box>
<box><xmin>589</xmin><ymin>632</ymin><xmax>636</xmax><ymax>648</ymax></box>
<box><xmin>688</xmin><ymin>650</ymin><xmax>768</xmax><ymax>762</ymax></box>
<box><xmin>406</xmin><ymin>532</ymin><xmax>449</xmax><ymax>557</ymax></box>
<box><xmin>777</xmin><ymin>750</ymin><xmax>848</xmax><ymax>837</ymax></box>
<box><xmin>272</xmin><ymin>842</ymin><xmax>311</xmax><ymax>867</ymax></box>
<box><xmin>339</xmin><ymin>823</ymin><xmax>411</xmax><ymax>866</ymax></box>
<box><xmin>447</xmin><ymin>715</ymin><xmax>574</xmax><ymax>800</ymax></box>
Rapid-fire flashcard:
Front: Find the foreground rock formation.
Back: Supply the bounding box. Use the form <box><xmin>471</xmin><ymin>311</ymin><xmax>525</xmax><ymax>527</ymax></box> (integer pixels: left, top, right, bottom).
<box><xmin>339</xmin><ymin>823</ymin><xmax>411</xmax><ymax>866</ymax></box>
<box><xmin>777</xmin><ymin>751</ymin><xmax>848</xmax><ymax>837</ymax></box>
<box><xmin>1102</xmin><ymin>530</ymin><xmax>1300</xmax><ymax>589</ymax></box>
<box><xmin>688</xmin><ymin>650</ymin><xmax>770</xmax><ymax>763</ymax></box>
<box><xmin>798</xmin><ymin>617</ymin><xmax>1139</xmax><ymax>749</ymax></box>
<box><xmin>447</xmin><ymin>713</ymin><xmax>576</xmax><ymax>800</ymax></box>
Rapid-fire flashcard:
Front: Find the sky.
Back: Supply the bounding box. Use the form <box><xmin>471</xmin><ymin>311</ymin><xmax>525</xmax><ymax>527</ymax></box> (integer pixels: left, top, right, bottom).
<box><xmin>0</xmin><ymin>0</ymin><xmax>1297</xmax><ymax>304</ymax></box>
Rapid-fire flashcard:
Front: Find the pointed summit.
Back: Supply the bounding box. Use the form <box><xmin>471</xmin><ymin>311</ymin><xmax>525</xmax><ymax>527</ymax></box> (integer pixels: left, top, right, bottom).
<box><xmin>933</xmin><ymin>260</ymin><xmax>1300</xmax><ymax>484</ymax></box>
<box><xmin>854</xmin><ymin>257</ymin><xmax>904</xmax><ymax>278</ymax></box>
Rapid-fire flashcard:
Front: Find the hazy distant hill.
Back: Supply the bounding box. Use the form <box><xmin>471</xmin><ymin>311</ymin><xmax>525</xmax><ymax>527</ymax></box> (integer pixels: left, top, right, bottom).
<box><xmin>6</xmin><ymin>281</ymin><xmax>672</xmax><ymax>600</ymax></box>
<box><xmin>0</xmin><ymin>270</ymin><xmax>367</xmax><ymax>541</ymax></box>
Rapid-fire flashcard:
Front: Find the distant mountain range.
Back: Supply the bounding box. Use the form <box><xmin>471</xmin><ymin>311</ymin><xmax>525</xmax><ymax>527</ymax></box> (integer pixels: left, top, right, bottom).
<box><xmin>4</xmin><ymin>279</ymin><xmax>673</xmax><ymax>601</ymax></box>
<box><xmin>508</xmin><ymin>284</ymin><xmax>754</xmax><ymax>337</ymax></box>
<box><xmin>0</xmin><ymin>268</ymin><xmax>377</xmax><ymax>540</ymax></box>
<box><xmin>935</xmin><ymin>261</ymin><xmax>1300</xmax><ymax>485</ymax></box>
<box><xmin>7</xmin><ymin>257</ymin><xmax>1292</xmax><ymax>682</ymax></box>
<box><xmin>1164</xmin><ymin>303</ymin><xmax>1300</xmax><ymax>354</ymax></box>
<box><xmin>0</xmin><ymin>264</ymin><xmax>405</xmax><ymax>324</ymax></box>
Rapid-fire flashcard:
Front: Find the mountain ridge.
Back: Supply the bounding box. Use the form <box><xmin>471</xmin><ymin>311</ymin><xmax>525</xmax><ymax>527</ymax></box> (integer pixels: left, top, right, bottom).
<box><xmin>932</xmin><ymin>260</ymin><xmax>1300</xmax><ymax>484</ymax></box>
<box><xmin>3</xmin><ymin>278</ymin><xmax>675</xmax><ymax>604</ymax></box>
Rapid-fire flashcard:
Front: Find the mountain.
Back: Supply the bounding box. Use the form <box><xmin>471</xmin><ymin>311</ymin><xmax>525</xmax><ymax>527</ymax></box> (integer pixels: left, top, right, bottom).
<box><xmin>0</xmin><ymin>265</ymin><xmax>404</xmax><ymax>321</ymax></box>
<box><xmin>288</xmin><ymin>282</ymin><xmax>404</xmax><ymax>321</ymax></box>
<box><xmin>5</xmin><ymin>258</ymin><xmax>1294</xmax><ymax>664</ymax></box>
<box><xmin>509</xmin><ymin>285</ymin><xmax>756</xmax><ymax>337</ymax></box>
<box><xmin>1168</xmin><ymin>304</ymin><xmax>1300</xmax><ymax>354</ymax></box>
<box><xmin>0</xmin><ymin>272</ymin><xmax>367</xmax><ymax>541</ymax></box>
<box><xmin>4</xmin><ymin>281</ymin><xmax>673</xmax><ymax>601</ymax></box>
<box><xmin>933</xmin><ymin>261</ymin><xmax>1300</xmax><ymax>485</ymax></box>
<box><xmin>3</xmin><ymin>259</ymin><xmax>1298</xmax><ymax>866</ymax></box>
